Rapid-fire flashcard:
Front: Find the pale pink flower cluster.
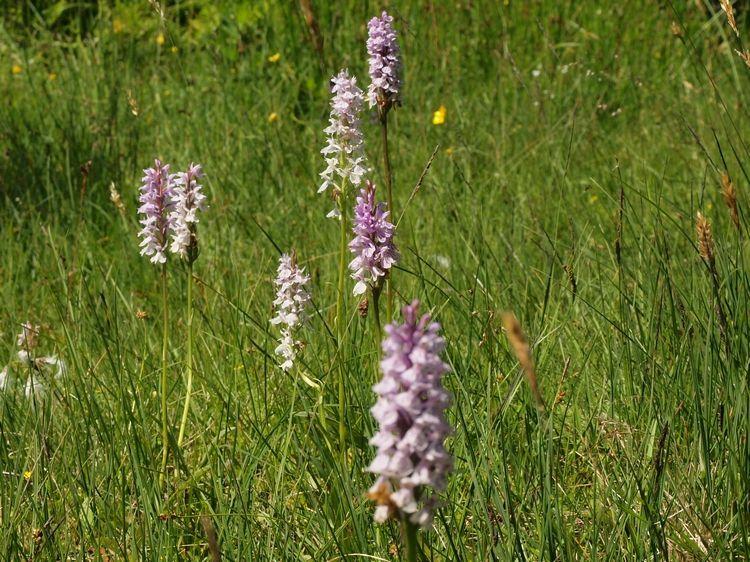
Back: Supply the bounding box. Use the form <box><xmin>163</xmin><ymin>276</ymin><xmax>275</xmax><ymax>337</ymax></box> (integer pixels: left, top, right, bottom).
<box><xmin>270</xmin><ymin>254</ymin><xmax>312</xmax><ymax>371</ymax></box>
<box><xmin>319</xmin><ymin>70</ymin><xmax>368</xmax><ymax>218</ymax></box>
<box><xmin>368</xmin><ymin>301</ymin><xmax>452</xmax><ymax>528</ymax></box>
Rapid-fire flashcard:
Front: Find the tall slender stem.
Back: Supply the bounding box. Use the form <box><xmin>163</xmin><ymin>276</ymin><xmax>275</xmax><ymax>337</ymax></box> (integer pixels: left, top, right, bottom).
<box><xmin>372</xmin><ymin>289</ymin><xmax>383</xmax><ymax>389</ymax></box>
<box><xmin>402</xmin><ymin>519</ymin><xmax>419</xmax><ymax>562</ymax></box>
<box><xmin>380</xmin><ymin>117</ymin><xmax>394</xmax><ymax>323</ymax></box>
<box><xmin>159</xmin><ymin>263</ymin><xmax>169</xmax><ymax>486</ymax></box>
<box><xmin>177</xmin><ymin>261</ymin><xmax>194</xmax><ymax>448</ymax></box>
<box><xmin>335</xmin><ymin>180</ymin><xmax>349</xmax><ymax>461</ymax></box>
<box><xmin>381</xmin><ymin>118</ymin><xmax>393</xmax><ymax>221</ymax></box>
<box><xmin>372</xmin><ymin>288</ymin><xmax>383</xmax><ymax>343</ymax></box>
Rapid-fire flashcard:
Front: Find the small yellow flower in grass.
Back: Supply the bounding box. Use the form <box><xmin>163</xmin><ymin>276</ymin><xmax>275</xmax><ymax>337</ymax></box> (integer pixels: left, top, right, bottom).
<box><xmin>48</xmin><ymin>72</ymin><xmax>57</xmax><ymax>81</ymax></box>
<box><xmin>268</xmin><ymin>112</ymin><xmax>279</xmax><ymax>123</ymax></box>
<box><xmin>268</xmin><ymin>52</ymin><xmax>281</xmax><ymax>63</ymax></box>
<box><xmin>588</xmin><ymin>194</ymin><xmax>598</xmax><ymax>204</ymax></box>
<box><xmin>432</xmin><ymin>105</ymin><xmax>446</xmax><ymax>125</ymax></box>
<box><xmin>171</xmin><ymin>46</ymin><xmax>178</xmax><ymax>54</ymax></box>
<box><xmin>112</xmin><ymin>18</ymin><xmax>123</xmax><ymax>34</ymax></box>
<box><xmin>23</xmin><ymin>470</ymin><xmax>32</xmax><ymax>481</ymax></box>
<box><xmin>445</xmin><ymin>147</ymin><xmax>454</xmax><ymax>156</ymax></box>
<box><xmin>156</xmin><ymin>33</ymin><xmax>165</xmax><ymax>46</ymax></box>
<box><xmin>11</xmin><ymin>64</ymin><xmax>22</xmax><ymax>75</ymax></box>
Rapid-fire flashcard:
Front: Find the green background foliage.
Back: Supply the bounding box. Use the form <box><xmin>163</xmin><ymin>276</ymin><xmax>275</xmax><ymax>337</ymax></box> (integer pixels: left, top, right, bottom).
<box><xmin>0</xmin><ymin>1</ymin><xmax>748</xmax><ymax>559</ymax></box>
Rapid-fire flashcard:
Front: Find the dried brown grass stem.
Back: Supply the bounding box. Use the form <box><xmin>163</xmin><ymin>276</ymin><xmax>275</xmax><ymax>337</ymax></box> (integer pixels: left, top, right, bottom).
<box><xmin>501</xmin><ymin>312</ymin><xmax>546</xmax><ymax>413</ymax></box>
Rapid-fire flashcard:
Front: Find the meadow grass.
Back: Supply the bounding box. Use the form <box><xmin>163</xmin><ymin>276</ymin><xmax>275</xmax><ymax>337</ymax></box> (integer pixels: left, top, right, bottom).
<box><xmin>0</xmin><ymin>1</ymin><xmax>749</xmax><ymax>559</ymax></box>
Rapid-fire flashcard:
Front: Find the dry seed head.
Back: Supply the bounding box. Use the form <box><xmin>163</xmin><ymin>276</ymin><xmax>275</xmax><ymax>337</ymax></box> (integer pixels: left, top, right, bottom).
<box><xmin>563</xmin><ymin>263</ymin><xmax>577</xmax><ymax>298</ymax></box>
<box><xmin>358</xmin><ymin>297</ymin><xmax>369</xmax><ymax>317</ymax></box>
<box><xmin>721</xmin><ymin>0</ymin><xmax>739</xmax><ymax>36</ymax></box>
<box><xmin>501</xmin><ymin>312</ymin><xmax>545</xmax><ymax>412</ymax></box>
<box><xmin>109</xmin><ymin>182</ymin><xmax>126</xmax><ymax>216</ymax></box>
<box><xmin>200</xmin><ymin>516</ymin><xmax>221</xmax><ymax>562</ymax></box>
<box><xmin>695</xmin><ymin>212</ymin><xmax>715</xmax><ymax>264</ymax></box>
<box><xmin>126</xmin><ymin>89</ymin><xmax>139</xmax><ymax>116</ymax></box>
<box><xmin>299</xmin><ymin>0</ymin><xmax>324</xmax><ymax>57</ymax></box>
<box><xmin>721</xmin><ymin>172</ymin><xmax>740</xmax><ymax>230</ymax></box>
<box><xmin>736</xmin><ymin>49</ymin><xmax>750</xmax><ymax>68</ymax></box>
<box><xmin>365</xmin><ymin>480</ymin><xmax>398</xmax><ymax>522</ymax></box>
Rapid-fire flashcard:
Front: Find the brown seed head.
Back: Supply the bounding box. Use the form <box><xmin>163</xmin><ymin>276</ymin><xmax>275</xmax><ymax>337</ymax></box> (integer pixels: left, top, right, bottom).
<box><xmin>201</xmin><ymin>516</ymin><xmax>222</xmax><ymax>562</ymax></box>
<box><xmin>109</xmin><ymin>182</ymin><xmax>126</xmax><ymax>216</ymax></box>
<box><xmin>358</xmin><ymin>297</ymin><xmax>369</xmax><ymax>318</ymax></box>
<box><xmin>366</xmin><ymin>480</ymin><xmax>398</xmax><ymax>522</ymax></box>
<box><xmin>736</xmin><ymin>49</ymin><xmax>750</xmax><ymax>69</ymax></box>
<box><xmin>501</xmin><ymin>312</ymin><xmax>545</xmax><ymax>412</ymax></box>
<box><xmin>563</xmin><ymin>263</ymin><xmax>577</xmax><ymax>298</ymax></box>
<box><xmin>721</xmin><ymin>0</ymin><xmax>739</xmax><ymax>36</ymax></box>
<box><xmin>126</xmin><ymin>89</ymin><xmax>139</xmax><ymax>116</ymax></box>
<box><xmin>695</xmin><ymin>212</ymin><xmax>715</xmax><ymax>265</ymax></box>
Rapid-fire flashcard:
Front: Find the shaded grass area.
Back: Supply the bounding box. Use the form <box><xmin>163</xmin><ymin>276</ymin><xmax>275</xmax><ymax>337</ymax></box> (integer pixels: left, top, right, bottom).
<box><xmin>1</xmin><ymin>1</ymin><xmax>749</xmax><ymax>559</ymax></box>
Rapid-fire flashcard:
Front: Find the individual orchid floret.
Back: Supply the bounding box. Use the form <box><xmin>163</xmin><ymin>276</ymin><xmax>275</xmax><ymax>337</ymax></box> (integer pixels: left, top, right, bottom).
<box><xmin>270</xmin><ymin>253</ymin><xmax>312</xmax><ymax>371</ymax></box>
<box><xmin>138</xmin><ymin>159</ymin><xmax>174</xmax><ymax>264</ymax></box>
<box><xmin>319</xmin><ymin>69</ymin><xmax>368</xmax><ymax>211</ymax></box>
<box><xmin>24</xmin><ymin>377</ymin><xmax>46</xmax><ymax>399</ymax></box>
<box><xmin>0</xmin><ymin>367</ymin><xmax>9</xmax><ymax>391</ymax></box>
<box><xmin>367</xmin><ymin>300</ymin><xmax>452</xmax><ymax>529</ymax></box>
<box><xmin>3</xmin><ymin>323</ymin><xmax>66</xmax><ymax>400</ymax></box>
<box><xmin>348</xmin><ymin>181</ymin><xmax>399</xmax><ymax>296</ymax></box>
<box><xmin>367</xmin><ymin>11</ymin><xmax>402</xmax><ymax>112</ymax></box>
<box><xmin>24</xmin><ymin>356</ymin><xmax>65</xmax><ymax>399</ymax></box>
<box><xmin>170</xmin><ymin>163</ymin><xmax>207</xmax><ymax>262</ymax></box>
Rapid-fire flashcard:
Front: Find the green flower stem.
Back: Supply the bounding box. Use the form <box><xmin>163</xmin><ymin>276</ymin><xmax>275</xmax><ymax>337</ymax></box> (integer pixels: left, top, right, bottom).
<box><xmin>335</xmin><ymin>179</ymin><xmax>349</xmax><ymax>461</ymax></box>
<box><xmin>372</xmin><ymin>287</ymin><xmax>383</xmax><ymax>344</ymax></box>
<box><xmin>402</xmin><ymin>519</ymin><xmax>419</xmax><ymax>562</ymax></box>
<box><xmin>159</xmin><ymin>263</ymin><xmax>169</xmax><ymax>487</ymax></box>
<box><xmin>177</xmin><ymin>261</ymin><xmax>194</xmax><ymax>448</ymax></box>
<box><xmin>380</xmin><ymin>117</ymin><xmax>394</xmax><ymax>323</ymax></box>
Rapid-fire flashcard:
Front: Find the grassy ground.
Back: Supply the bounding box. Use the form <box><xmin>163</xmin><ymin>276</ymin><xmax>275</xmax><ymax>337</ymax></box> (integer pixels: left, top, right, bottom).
<box><xmin>1</xmin><ymin>1</ymin><xmax>749</xmax><ymax>559</ymax></box>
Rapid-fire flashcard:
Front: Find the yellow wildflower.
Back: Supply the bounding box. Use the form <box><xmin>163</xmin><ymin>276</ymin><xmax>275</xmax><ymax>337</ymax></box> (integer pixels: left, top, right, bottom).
<box><xmin>156</xmin><ymin>33</ymin><xmax>165</xmax><ymax>46</ymax></box>
<box><xmin>23</xmin><ymin>470</ymin><xmax>32</xmax><ymax>481</ymax></box>
<box><xmin>48</xmin><ymin>72</ymin><xmax>57</xmax><ymax>81</ymax></box>
<box><xmin>11</xmin><ymin>64</ymin><xmax>22</xmax><ymax>75</ymax></box>
<box><xmin>171</xmin><ymin>46</ymin><xmax>178</xmax><ymax>54</ymax></box>
<box><xmin>268</xmin><ymin>112</ymin><xmax>279</xmax><ymax>123</ymax></box>
<box><xmin>588</xmin><ymin>194</ymin><xmax>598</xmax><ymax>204</ymax></box>
<box><xmin>445</xmin><ymin>147</ymin><xmax>454</xmax><ymax>156</ymax></box>
<box><xmin>268</xmin><ymin>52</ymin><xmax>281</xmax><ymax>63</ymax></box>
<box><xmin>113</xmin><ymin>18</ymin><xmax>124</xmax><ymax>33</ymax></box>
<box><xmin>432</xmin><ymin>105</ymin><xmax>446</xmax><ymax>125</ymax></box>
